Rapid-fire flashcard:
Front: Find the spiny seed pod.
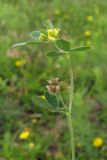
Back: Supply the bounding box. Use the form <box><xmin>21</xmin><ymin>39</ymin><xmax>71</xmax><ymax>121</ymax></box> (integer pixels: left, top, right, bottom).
<box><xmin>46</xmin><ymin>78</ymin><xmax>60</xmax><ymax>94</ymax></box>
<box><xmin>46</xmin><ymin>85</ymin><xmax>60</xmax><ymax>94</ymax></box>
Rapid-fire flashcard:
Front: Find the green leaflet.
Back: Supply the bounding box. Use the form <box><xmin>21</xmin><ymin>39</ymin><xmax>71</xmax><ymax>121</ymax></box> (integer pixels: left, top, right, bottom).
<box><xmin>32</xmin><ymin>95</ymin><xmax>52</xmax><ymax>109</ymax></box>
<box><xmin>12</xmin><ymin>41</ymin><xmax>41</xmax><ymax>47</ymax></box>
<box><xmin>70</xmin><ymin>46</ymin><xmax>91</xmax><ymax>52</ymax></box>
<box><xmin>47</xmin><ymin>51</ymin><xmax>65</xmax><ymax>57</ymax></box>
<box><xmin>45</xmin><ymin>91</ymin><xmax>59</xmax><ymax>108</ymax></box>
<box><xmin>56</xmin><ymin>39</ymin><xmax>71</xmax><ymax>51</ymax></box>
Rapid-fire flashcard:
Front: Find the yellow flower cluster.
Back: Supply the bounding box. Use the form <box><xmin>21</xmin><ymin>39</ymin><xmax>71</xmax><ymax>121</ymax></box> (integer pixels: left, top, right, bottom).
<box><xmin>19</xmin><ymin>130</ymin><xmax>30</xmax><ymax>140</ymax></box>
<box><xmin>93</xmin><ymin>137</ymin><xmax>103</xmax><ymax>148</ymax></box>
<box><xmin>48</xmin><ymin>28</ymin><xmax>60</xmax><ymax>41</ymax></box>
<box><xmin>15</xmin><ymin>59</ymin><xmax>26</xmax><ymax>67</ymax></box>
<box><xmin>39</xmin><ymin>28</ymin><xmax>60</xmax><ymax>42</ymax></box>
<box><xmin>84</xmin><ymin>16</ymin><xmax>93</xmax><ymax>46</ymax></box>
<box><xmin>84</xmin><ymin>30</ymin><xmax>92</xmax><ymax>46</ymax></box>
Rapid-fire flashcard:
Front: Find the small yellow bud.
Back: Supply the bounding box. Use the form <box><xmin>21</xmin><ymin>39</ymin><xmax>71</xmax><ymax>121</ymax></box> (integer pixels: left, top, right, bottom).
<box><xmin>15</xmin><ymin>60</ymin><xmax>26</xmax><ymax>67</ymax></box>
<box><xmin>39</xmin><ymin>33</ymin><xmax>47</xmax><ymax>41</ymax></box>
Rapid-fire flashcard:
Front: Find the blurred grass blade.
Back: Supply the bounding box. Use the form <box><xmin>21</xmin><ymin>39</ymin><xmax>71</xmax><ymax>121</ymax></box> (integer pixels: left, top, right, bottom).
<box><xmin>45</xmin><ymin>91</ymin><xmax>59</xmax><ymax>108</ymax></box>
<box><xmin>47</xmin><ymin>51</ymin><xmax>65</xmax><ymax>57</ymax></box>
<box><xmin>12</xmin><ymin>41</ymin><xmax>40</xmax><ymax>47</ymax></box>
<box><xmin>70</xmin><ymin>46</ymin><xmax>91</xmax><ymax>52</ymax></box>
<box><xmin>29</xmin><ymin>31</ymin><xmax>40</xmax><ymax>40</ymax></box>
<box><xmin>56</xmin><ymin>39</ymin><xmax>71</xmax><ymax>51</ymax></box>
<box><xmin>44</xmin><ymin>20</ymin><xmax>53</xmax><ymax>29</ymax></box>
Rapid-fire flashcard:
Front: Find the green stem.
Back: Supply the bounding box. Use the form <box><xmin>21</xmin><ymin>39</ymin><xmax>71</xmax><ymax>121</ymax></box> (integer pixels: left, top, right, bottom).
<box><xmin>67</xmin><ymin>112</ymin><xmax>75</xmax><ymax>160</ymax></box>
<box><xmin>65</xmin><ymin>53</ymin><xmax>75</xmax><ymax>160</ymax></box>
<box><xmin>66</xmin><ymin>54</ymin><xmax>74</xmax><ymax>114</ymax></box>
<box><xmin>59</xmin><ymin>93</ymin><xmax>66</xmax><ymax>108</ymax></box>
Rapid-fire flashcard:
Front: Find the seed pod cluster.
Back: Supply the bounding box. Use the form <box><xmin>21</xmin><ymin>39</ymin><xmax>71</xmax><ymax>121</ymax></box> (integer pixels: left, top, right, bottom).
<box><xmin>46</xmin><ymin>78</ymin><xmax>60</xmax><ymax>94</ymax></box>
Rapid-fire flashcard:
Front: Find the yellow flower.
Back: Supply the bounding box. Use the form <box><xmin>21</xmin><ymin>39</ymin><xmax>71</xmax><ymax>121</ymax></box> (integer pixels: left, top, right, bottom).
<box><xmin>48</xmin><ymin>28</ymin><xmax>60</xmax><ymax>41</ymax></box>
<box><xmin>86</xmin><ymin>40</ymin><xmax>92</xmax><ymax>46</ymax></box>
<box><xmin>93</xmin><ymin>137</ymin><xmax>103</xmax><ymax>148</ymax></box>
<box><xmin>19</xmin><ymin>130</ymin><xmax>30</xmax><ymax>140</ymax></box>
<box><xmin>86</xmin><ymin>16</ymin><xmax>93</xmax><ymax>22</ymax></box>
<box><xmin>84</xmin><ymin>30</ymin><xmax>92</xmax><ymax>36</ymax></box>
<box><xmin>29</xmin><ymin>142</ymin><xmax>35</xmax><ymax>148</ymax></box>
<box><xmin>15</xmin><ymin>60</ymin><xmax>26</xmax><ymax>67</ymax></box>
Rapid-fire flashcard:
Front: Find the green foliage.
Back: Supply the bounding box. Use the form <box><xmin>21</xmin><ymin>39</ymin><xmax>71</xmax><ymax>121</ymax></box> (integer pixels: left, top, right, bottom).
<box><xmin>45</xmin><ymin>91</ymin><xmax>59</xmax><ymax>108</ymax></box>
<box><xmin>0</xmin><ymin>0</ymin><xmax>107</xmax><ymax>160</ymax></box>
<box><xmin>12</xmin><ymin>41</ymin><xmax>40</xmax><ymax>47</ymax></box>
<box><xmin>70</xmin><ymin>46</ymin><xmax>91</xmax><ymax>52</ymax></box>
<box><xmin>12</xmin><ymin>18</ymin><xmax>92</xmax><ymax>160</ymax></box>
<box><xmin>56</xmin><ymin>39</ymin><xmax>71</xmax><ymax>51</ymax></box>
<box><xmin>32</xmin><ymin>95</ymin><xmax>51</xmax><ymax>109</ymax></box>
<box><xmin>47</xmin><ymin>51</ymin><xmax>65</xmax><ymax>57</ymax></box>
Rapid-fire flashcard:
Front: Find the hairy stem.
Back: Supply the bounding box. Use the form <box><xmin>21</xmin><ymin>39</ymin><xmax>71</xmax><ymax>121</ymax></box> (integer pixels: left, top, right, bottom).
<box><xmin>66</xmin><ymin>54</ymin><xmax>74</xmax><ymax>114</ymax></box>
<box><xmin>65</xmin><ymin>53</ymin><xmax>75</xmax><ymax>160</ymax></box>
<box><xmin>67</xmin><ymin>112</ymin><xmax>75</xmax><ymax>160</ymax></box>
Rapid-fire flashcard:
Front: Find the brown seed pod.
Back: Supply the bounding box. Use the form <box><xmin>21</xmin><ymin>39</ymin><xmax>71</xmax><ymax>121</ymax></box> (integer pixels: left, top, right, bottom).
<box><xmin>46</xmin><ymin>78</ymin><xmax>60</xmax><ymax>94</ymax></box>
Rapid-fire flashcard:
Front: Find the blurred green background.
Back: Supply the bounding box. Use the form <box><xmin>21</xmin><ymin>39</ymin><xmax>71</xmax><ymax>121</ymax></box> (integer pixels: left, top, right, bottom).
<box><xmin>0</xmin><ymin>0</ymin><xmax>107</xmax><ymax>159</ymax></box>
